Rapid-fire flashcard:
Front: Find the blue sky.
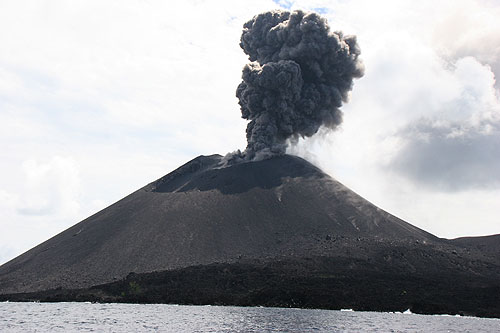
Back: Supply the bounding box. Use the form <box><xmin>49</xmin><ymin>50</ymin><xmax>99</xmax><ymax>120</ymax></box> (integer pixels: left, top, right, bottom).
<box><xmin>1</xmin><ymin>0</ymin><xmax>500</xmax><ymax>264</ymax></box>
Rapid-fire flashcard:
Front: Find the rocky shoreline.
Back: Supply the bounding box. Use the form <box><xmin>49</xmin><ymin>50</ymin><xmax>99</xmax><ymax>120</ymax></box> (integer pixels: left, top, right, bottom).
<box><xmin>3</xmin><ymin>252</ymin><xmax>500</xmax><ymax>318</ymax></box>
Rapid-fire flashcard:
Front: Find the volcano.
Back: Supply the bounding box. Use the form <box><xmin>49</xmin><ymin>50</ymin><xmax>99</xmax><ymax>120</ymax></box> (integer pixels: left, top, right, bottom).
<box><xmin>1</xmin><ymin>155</ymin><xmax>499</xmax><ymax>317</ymax></box>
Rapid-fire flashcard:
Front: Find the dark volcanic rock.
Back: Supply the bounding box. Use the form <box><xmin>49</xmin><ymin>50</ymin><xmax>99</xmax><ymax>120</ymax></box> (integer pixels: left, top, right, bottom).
<box><xmin>0</xmin><ymin>154</ymin><xmax>499</xmax><ymax>317</ymax></box>
<box><xmin>450</xmin><ymin>234</ymin><xmax>500</xmax><ymax>263</ymax></box>
<box><xmin>2</xmin><ymin>254</ymin><xmax>500</xmax><ymax>318</ymax></box>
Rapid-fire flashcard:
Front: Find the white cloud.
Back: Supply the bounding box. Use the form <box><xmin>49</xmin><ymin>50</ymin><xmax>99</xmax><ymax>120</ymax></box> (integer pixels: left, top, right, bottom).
<box><xmin>16</xmin><ymin>156</ymin><xmax>81</xmax><ymax>216</ymax></box>
<box><xmin>431</xmin><ymin>0</ymin><xmax>500</xmax><ymax>88</ymax></box>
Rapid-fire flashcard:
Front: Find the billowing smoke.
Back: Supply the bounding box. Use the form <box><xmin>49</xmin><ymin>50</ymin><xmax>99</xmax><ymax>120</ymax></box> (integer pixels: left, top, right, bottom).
<box><xmin>235</xmin><ymin>10</ymin><xmax>364</xmax><ymax>160</ymax></box>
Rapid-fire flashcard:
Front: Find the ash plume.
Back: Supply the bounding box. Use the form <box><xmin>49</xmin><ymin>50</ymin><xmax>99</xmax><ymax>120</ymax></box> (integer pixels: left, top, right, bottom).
<box><xmin>235</xmin><ymin>10</ymin><xmax>364</xmax><ymax>160</ymax></box>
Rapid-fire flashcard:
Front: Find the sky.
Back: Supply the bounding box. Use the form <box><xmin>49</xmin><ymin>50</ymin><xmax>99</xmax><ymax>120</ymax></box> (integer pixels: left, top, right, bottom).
<box><xmin>1</xmin><ymin>0</ymin><xmax>499</xmax><ymax>265</ymax></box>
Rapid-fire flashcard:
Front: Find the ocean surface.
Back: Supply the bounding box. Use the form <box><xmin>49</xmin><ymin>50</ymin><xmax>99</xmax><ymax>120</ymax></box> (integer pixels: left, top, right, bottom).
<box><xmin>1</xmin><ymin>302</ymin><xmax>499</xmax><ymax>332</ymax></box>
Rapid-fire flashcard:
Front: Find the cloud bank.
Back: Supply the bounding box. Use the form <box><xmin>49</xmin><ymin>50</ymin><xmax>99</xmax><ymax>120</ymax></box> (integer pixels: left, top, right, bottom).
<box><xmin>390</xmin><ymin>57</ymin><xmax>500</xmax><ymax>191</ymax></box>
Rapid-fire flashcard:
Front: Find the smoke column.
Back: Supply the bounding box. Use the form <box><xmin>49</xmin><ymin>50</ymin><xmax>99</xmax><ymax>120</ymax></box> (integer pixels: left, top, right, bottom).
<box><xmin>235</xmin><ymin>10</ymin><xmax>364</xmax><ymax>160</ymax></box>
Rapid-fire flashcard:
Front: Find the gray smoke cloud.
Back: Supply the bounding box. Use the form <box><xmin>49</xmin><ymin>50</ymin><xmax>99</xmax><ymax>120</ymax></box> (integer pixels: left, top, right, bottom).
<box><xmin>235</xmin><ymin>10</ymin><xmax>364</xmax><ymax>160</ymax></box>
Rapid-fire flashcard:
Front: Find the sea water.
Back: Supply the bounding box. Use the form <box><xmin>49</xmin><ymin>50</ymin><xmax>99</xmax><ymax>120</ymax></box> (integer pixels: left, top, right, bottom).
<box><xmin>1</xmin><ymin>302</ymin><xmax>499</xmax><ymax>332</ymax></box>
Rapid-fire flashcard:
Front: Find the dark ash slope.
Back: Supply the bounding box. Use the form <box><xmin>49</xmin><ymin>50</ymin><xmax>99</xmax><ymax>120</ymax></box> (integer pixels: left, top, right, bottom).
<box><xmin>0</xmin><ymin>154</ymin><xmax>499</xmax><ymax>318</ymax></box>
<box><xmin>1</xmin><ymin>154</ymin><xmax>436</xmax><ymax>294</ymax></box>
